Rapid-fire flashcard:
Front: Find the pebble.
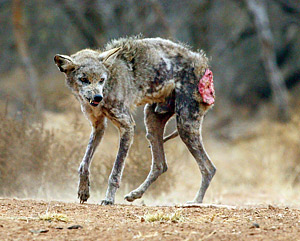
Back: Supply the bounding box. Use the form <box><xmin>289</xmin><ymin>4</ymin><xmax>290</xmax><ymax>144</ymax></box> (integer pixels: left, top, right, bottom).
<box><xmin>250</xmin><ymin>222</ymin><xmax>260</xmax><ymax>229</ymax></box>
<box><xmin>68</xmin><ymin>225</ymin><xmax>83</xmax><ymax>229</ymax></box>
<box><xmin>30</xmin><ymin>229</ymin><xmax>49</xmax><ymax>234</ymax></box>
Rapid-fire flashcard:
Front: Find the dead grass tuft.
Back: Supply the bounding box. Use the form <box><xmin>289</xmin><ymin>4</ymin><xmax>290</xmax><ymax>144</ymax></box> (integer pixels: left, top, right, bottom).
<box><xmin>39</xmin><ymin>212</ymin><xmax>69</xmax><ymax>222</ymax></box>
<box><xmin>143</xmin><ymin>210</ymin><xmax>184</xmax><ymax>222</ymax></box>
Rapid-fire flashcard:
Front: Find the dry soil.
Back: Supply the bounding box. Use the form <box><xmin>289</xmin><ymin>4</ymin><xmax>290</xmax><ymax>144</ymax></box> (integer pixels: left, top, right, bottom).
<box><xmin>1</xmin><ymin>198</ymin><xmax>300</xmax><ymax>240</ymax></box>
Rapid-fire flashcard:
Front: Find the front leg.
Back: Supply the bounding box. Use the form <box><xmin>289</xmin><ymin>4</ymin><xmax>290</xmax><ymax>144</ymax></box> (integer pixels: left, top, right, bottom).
<box><xmin>78</xmin><ymin>115</ymin><xmax>107</xmax><ymax>203</ymax></box>
<box><xmin>101</xmin><ymin>109</ymin><xmax>135</xmax><ymax>205</ymax></box>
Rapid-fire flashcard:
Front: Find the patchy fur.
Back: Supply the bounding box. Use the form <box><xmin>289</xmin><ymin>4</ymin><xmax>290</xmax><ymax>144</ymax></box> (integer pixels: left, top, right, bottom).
<box><xmin>54</xmin><ymin>36</ymin><xmax>216</xmax><ymax>205</ymax></box>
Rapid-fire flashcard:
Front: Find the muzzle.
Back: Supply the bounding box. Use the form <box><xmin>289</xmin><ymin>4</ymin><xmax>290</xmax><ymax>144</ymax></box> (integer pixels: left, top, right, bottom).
<box><xmin>87</xmin><ymin>94</ymin><xmax>103</xmax><ymax>107</ymax></box>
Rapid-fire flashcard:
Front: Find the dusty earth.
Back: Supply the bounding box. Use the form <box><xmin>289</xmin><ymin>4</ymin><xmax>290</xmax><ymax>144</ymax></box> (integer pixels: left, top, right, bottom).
<box><xmin>1</xmin><ymin>198</ymin><xmax>300</xmax><ymax>240</ymax></box>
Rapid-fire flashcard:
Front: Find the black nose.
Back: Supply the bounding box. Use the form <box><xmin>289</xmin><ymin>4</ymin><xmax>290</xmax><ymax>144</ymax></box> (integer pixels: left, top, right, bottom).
<box><xmin>93</xmin><ymin>94</ymin><xmax>103</xmax><ymax>102</ymax></box>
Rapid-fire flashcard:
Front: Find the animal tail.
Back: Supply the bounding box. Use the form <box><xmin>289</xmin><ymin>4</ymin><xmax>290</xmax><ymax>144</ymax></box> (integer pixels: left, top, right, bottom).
<box><xmin>163</xmin><ymin>130</ymin><xmax>179</xmax><ymax>143</ymax></box>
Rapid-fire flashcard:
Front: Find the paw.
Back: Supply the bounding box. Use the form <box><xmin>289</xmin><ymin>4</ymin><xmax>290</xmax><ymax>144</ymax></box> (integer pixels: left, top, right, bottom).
<box><xmin>124</xmin><ymin>190</ymin><xmax>143</xmax><ymax>202</ymax></box>
<box><xmin>100</xmin><ymin>199</ymin><xmax>114</xmax><ymax>205</ymax></box>
<box><xmin>78</xmin><ymin>191</ymin><xmax>90</xmax><ymax>204</ymax></box>
<box><xmin>78</xmin><ymin>175</ymin><xmax>90</xmax><ymax>204</ymax></box>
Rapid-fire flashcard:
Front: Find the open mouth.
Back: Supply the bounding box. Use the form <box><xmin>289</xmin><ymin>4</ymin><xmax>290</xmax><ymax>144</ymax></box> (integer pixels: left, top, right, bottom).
<box><xmin>86</xmin><ymin>98</ymin><xmax>100</xmax><ymax>107</ymax></box>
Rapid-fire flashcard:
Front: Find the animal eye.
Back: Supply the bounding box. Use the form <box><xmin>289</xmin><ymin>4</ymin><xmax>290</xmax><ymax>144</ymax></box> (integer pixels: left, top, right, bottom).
<box><xmin>79</xmin><ymin>77</ymin><xmax>90</xmax><ymax>84</ymax></box>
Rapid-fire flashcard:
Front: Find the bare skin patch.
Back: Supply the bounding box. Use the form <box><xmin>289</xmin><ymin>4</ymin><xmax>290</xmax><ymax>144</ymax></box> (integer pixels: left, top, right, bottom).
<box><xmin>198</xmin><ymin>69</ymin><xmax>215</xmax><ymax>105</ymax></box>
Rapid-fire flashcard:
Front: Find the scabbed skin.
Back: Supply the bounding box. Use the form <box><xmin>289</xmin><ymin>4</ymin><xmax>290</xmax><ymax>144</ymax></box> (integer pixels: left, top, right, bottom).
<box><xmin>198</xmin><ymin>69</ymin><xmax>215</xmax><ymax>105</ymax></box>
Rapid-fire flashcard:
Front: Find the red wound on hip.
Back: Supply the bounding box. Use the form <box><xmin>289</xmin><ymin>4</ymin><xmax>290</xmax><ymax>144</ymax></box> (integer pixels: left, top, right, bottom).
<box><xmin>198</xmin><ymin>69</ymin><xmax>215</xmax><ymax>105</ymax></box>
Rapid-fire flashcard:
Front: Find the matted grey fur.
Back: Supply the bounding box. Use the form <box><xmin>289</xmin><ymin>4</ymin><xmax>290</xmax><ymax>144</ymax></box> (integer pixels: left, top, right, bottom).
<box><xmin>54</xmin><ymin>36</ymin><xmax>216</xmax><ymax>205</ymax></box>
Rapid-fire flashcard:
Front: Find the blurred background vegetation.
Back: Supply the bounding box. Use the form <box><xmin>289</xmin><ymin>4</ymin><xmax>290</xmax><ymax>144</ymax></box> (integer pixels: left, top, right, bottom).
<box><xmin>0</xmin><ymin>0</ymin><xmax>300</xmax><ymax>205</ymax></box>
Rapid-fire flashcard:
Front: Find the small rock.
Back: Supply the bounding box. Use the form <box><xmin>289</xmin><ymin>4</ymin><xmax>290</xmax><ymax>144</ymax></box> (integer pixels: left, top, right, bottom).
<box><xmin>140</xmin><ymin>217</ymin><xmax>145</xmax><ymax>222</ymax></box>
<box><xmin>67</xmin><ymin>225</ymin><xmax>83</xmax><ymax>230</ymax></box>
<box><xmin>30</xmin><ymin>229</ymin><xmax>49</xmax><ymax>234</ymax></box>
<box><xmin>250</xmin><ymin>222</ymin><xmax>260</xmax><ymax>229</ymax></box>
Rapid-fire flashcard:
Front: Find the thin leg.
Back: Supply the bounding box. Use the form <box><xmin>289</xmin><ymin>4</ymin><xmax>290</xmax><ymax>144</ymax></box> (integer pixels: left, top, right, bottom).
<box><xmin>124</xmin><ymin>103</ymin><xmax>174</xmax><ymax>202</ymax></box>
<box><xmin>78</xmin><ymin>115</ymin><xmax>107</xmax><ymax>203</ymax></box>
<box><xmin>101</xmin><ymin>110</ymin><xmax>135</xmax><ymax>205</ymax></box>
<box><xmin>173</xmin><ymin>67</ymin><xmax>216</xmax><ymax>203</ymax></box>
<box><xmin>176</xmin><ymin>110</ymin><xmax>216</xmax><ymax>203</ymax></box>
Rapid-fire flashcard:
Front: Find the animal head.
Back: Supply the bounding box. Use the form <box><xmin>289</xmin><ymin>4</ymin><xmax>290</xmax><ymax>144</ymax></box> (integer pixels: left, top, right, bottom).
<box><xmin>54</xmin><ymin>47</ymin><xmax>121</xmax><ymax>107</ymax></box>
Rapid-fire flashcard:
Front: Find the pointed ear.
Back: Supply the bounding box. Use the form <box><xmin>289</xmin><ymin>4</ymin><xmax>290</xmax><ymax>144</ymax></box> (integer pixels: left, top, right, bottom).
<box><xmin>54</xmin><ymin>54</ymin><xmax>76</xmax><ymax>73</ymax></box>
<box><xmin>98</xmin><ymin>47</ymin><xmax>121</xmax><ymax>63</ymax></box>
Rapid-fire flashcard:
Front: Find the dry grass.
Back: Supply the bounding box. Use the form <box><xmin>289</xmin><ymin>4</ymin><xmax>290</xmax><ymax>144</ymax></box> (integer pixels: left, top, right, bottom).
<box><xmin>0</xmin><ymin>110</ymin><xmax>82</xmax><ymax>199</ymax></box>
<box><xmin>0</xmin><ymin>103</ymin><xmax>177</xmax><ymax>201</ymax></box>
<box><xmin>1</xmin><ymin>102</ymin><xmax>300</xmax><ymax>205</ymax></box>
<box><xmin>143</xmin><ymin>210</ymin><xmax>184</xmax><ymax>222</ymax></box>
<box><xmin>39</xmin><ymin>212</ymin><xmax>69</xmax><ymax>222</ymax></box>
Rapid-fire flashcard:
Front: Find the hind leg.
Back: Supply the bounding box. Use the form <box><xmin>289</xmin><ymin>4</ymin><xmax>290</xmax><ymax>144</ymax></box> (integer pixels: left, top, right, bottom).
<box><xmin>177</xmin><ymin>115</ymin><xmax>216</xmax><ymax>203</ymax></box>
<box><xmin>176</xmin><ymin>90</ymin><xmax>216</xmax><ymax>203</ymax></box>
<box><xmin>124</xmin><ymin>103</ymin><xmax>174</xmax><ymax>202</ymax></box>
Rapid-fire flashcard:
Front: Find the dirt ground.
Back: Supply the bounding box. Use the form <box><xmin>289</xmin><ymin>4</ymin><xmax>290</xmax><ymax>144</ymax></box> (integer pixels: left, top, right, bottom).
<box><xmin>1</xmin><ymin>198</ymin><xmax>300</xmax><ymax>240</ymax></box>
